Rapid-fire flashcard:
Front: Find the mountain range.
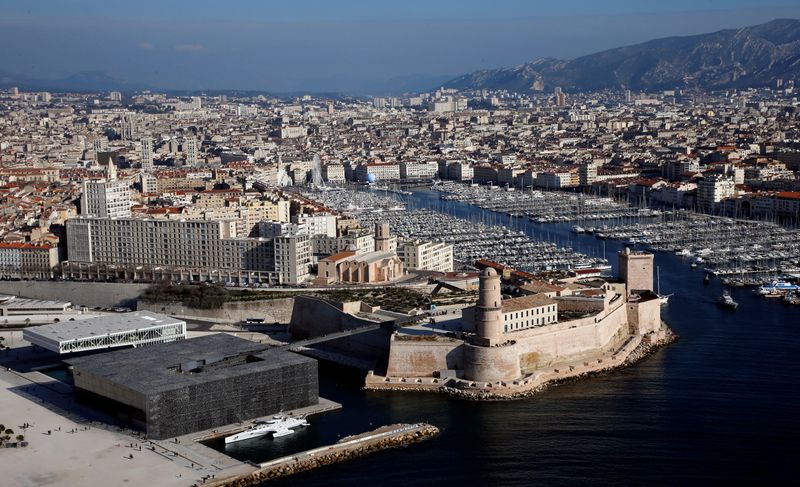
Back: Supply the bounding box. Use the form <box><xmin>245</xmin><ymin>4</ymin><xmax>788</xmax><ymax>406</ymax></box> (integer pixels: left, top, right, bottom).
<box><xmin>444</xmin><ymin>18</ymin><xmax>800</xmax><ymax>93</ymax></box>
<box><xmin>2</xmin><ymin>19</ymin><xmax>799</xmax><ymax>95</ymax></box>
<box><xmin>0</xmin><ymin>70</ymin><xmax>155</xmax><ymax>93</ymax></box>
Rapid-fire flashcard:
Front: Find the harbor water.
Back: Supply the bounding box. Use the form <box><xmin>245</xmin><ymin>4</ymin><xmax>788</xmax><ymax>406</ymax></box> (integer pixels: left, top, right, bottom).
<box><xmin>224</xmin><ymin>188</ymin><xmax>800</xmax><ymax>486</ymax></box>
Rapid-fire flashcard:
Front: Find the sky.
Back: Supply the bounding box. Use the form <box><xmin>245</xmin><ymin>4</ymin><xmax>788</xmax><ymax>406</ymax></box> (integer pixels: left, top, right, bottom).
<box><xmin>1</xmin><ymin>0</ymin><xmax>800</xmax><ymax>93</ymax></box>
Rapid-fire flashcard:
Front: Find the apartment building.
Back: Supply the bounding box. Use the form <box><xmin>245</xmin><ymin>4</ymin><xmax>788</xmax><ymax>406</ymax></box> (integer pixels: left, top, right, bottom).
<box><xmin>0</xmin><ymin>242</ymin><xmax>60</xmax><ymax>279</ymax></box>
<box><xmin>396</xmin><ymin>239</ymin><xmax>454</xmax><ymax>273</ymax></box>
<box><xmin>81</xmin><ymin>179</ymin><xmax>131</xmax><ymax>218</ymax></box>
<box><xmin>64</xmin><ymin>217</ymin><xmax>311</xmax><ymax>285</ymax></box>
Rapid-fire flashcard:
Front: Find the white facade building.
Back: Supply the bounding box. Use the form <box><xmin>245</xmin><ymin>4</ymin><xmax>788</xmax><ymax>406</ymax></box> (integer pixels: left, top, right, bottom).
<box><xmin>81</xmin><ymin>179</ymin><xmax>131</xmax><ymax>218</ymax></box>
<box><xmin>396</xmin><ymin>239</ymin><xmax>454</xmax><ymax>272</ymax></box>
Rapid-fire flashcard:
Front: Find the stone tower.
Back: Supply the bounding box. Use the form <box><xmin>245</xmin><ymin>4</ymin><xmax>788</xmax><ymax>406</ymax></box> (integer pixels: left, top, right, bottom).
<box><xmin>476</xmin><ymin>268</ymin><xmax>503</xmax><ymax>345</ymax></box>
<box><xmin>619</xmin><ymin>248</ymin><xmax>654</xmax><ymax>294</ymax></box>
<box><xmin>375</xmin><ymin>223</ymin><xmax>391</xmax><ymax>252</ymax></box>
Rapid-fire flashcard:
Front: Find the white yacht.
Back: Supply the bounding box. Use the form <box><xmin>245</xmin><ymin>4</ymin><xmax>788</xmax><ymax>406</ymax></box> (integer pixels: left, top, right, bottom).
<box><xmin>225</xmin><ymin>416</ymin><xmax>309</xmax><ymax>444</ymax></box>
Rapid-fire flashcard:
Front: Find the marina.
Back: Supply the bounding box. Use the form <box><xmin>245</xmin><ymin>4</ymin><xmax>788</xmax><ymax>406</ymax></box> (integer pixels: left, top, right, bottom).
<box><xmin>297</xmin><ymin>186</ymin><xmax>610</xmax><ymax>273</ymax></box>
<box><xmin>377</xmin><ymin>184</ymin><xmax>800</xmax><ymax>297</ymax></box>
<box><xmin>243</xmin><ymin>187</ymin><xmax>800</xmax><ymax>487</ymax></box>
<box><xmin>432</xmin><ymin>181</ymin><xmax>660</xmax><ymax>222</ymax></box>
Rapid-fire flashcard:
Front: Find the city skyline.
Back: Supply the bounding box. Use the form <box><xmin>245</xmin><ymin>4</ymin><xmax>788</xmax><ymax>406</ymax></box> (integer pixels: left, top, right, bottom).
<box><xmin>2</xmin><ymin>1</ymin><xmax>800</xmax><ymax>93</ymax></box>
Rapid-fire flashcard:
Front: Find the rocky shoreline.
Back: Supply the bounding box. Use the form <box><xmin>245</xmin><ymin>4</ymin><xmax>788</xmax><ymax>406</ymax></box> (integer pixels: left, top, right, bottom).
<box><xmin>209</xmin><ymin>423</ymin><xmax>440</xmax><ymax>487</ymax></box>
<box><xmin>366</xmin><ymin>324</ymin><xmax>678</xmax><ymax>401</ymax></box>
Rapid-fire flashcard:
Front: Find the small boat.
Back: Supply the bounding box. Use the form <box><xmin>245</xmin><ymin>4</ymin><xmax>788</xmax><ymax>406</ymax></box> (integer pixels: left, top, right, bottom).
<box><xmin>703</xmin><ymin>274</ymin><xmax>710</xmax><ymax>284</ymax></box>
<box><xmin>756</xmin><ymin>280</ymin><xmax>800</xmax><ymax>296</ymax></box>
<box><xmin>717</xmin><ymin>291</ymin><xmax>739</xmax><ymax>310</ymax></box>
<box><xmin>656</xmin><ymin>266</ymin><xmax>671</xmax><ymax>305</ymax></box>
<box><xmin>225</xmin><ymin>416</ymin><xmax>309</xmax><ymax>444</ymax></box>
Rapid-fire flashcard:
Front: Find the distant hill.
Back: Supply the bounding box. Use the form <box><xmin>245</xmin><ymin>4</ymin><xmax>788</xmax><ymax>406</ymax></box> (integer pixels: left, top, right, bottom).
<box><xmin>444</xmin><ymin>19</ymin><xmax>800</xmax><ymax>93</ymax></box>
<box><xmin>0</xmin><ymin>70</ymin><xmax>154</xmax><ymax>93</ymax></box>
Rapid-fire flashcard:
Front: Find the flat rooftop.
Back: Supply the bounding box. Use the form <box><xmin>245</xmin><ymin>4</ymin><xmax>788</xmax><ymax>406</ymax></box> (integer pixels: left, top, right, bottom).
<box><xmin>0</xmin><ymin>294</ymin><xmax>72</xmax><ymax>309</ymax></box>
<box><xmin>67</xmin><ymin>333</ymin><xmax>316</xmax><ymax>395</ymax></box>
<box><xmin>24</xmin><ymin>311</ymin><xmax>183</xmax><ymax>344</ymax></box>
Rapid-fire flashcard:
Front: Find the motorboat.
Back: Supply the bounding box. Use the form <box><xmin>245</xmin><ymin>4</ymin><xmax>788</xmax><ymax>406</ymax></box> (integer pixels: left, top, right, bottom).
<box><xmin>717</xmin><ymin>291</ymin><xmax>739</xmax><ymax>310</ymax></box>
<box><xmin>756</xmin><ymin>280</ymin><xmax>800</xmax><ymax>296</ymax></box>
<box><xmin>225</xmin><ymin>416</ymin><xmax>309</xmax><ymax>444</ymax></box>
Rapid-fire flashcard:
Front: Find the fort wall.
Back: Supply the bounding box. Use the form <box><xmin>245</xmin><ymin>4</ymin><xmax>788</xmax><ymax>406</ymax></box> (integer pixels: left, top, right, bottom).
<box><xmin>386</xmin><ymin>336</ymin><xmax>463</xmax><ymax>377</ymax></box>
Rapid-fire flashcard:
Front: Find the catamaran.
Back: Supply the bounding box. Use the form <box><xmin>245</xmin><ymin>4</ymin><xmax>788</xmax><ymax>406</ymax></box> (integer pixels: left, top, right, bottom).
<box><xmin>225</xmin><ymin>415</ymin><xmax>309</xmax><ymax>444</ymax></box>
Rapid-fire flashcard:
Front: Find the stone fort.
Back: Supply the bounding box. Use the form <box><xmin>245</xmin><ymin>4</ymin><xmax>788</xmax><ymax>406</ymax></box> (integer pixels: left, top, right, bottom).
<box><xmin>367</xmin><ymin>249</ymin><xmax>668</xmax><ymax>396</ymax></box>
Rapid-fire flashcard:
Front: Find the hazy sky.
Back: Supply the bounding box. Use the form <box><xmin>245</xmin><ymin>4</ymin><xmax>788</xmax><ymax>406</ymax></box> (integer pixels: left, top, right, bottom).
<box><xmin>2</xmin><ymin>0</ymin><xmax>800</xmax><ymax>92</ymax></box>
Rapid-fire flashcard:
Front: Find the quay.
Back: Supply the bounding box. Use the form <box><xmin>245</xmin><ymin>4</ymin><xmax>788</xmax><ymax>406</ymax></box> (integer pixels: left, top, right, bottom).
<box><xmin>204</xmin><ymin>423</ymin><xmax>440</xmax><ymax>486</ymax></box>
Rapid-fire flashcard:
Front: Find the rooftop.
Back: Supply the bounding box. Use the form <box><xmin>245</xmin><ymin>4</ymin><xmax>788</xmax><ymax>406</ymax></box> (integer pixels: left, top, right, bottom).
<box><xmin>24</xmin><ymin>311</ymin><xmax>181</xmax><ymax>344</ymax></box>
<box><xmin>67</xmin><ymin>333</ymin><xmax>315</xmax><ymax>395</ymax></box>
<box><xmin>502</xmin><ymin>294</ymin><xmax>556</xmax><ymax>313</ymax></box>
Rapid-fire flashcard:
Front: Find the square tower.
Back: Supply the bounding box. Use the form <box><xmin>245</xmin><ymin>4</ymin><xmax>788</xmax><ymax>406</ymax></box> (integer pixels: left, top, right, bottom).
<box><xmin>619</xmin><ymin>248</ymin><xmax>654</xmax><ymax>294</ymax></box>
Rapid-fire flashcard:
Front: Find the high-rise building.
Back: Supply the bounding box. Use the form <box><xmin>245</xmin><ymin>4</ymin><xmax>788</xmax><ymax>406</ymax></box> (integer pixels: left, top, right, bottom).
<box><xmin>81</xmin><ymin>166</ymin><xmax>131</xmax><ymax>219</ymax></box>
<box><xmin>185</xmin><ymin>137</ymin><xmax>198</xmax><ymax>165</ymax></box>
<box><xmin>109</xmin><ymin>91</ymin><xmax>122</xmax><ymax>102</ymax></box>
<box><xmin>140</xmin><ymin>137</ymin><xmax>154</xmax><ymax>171</ymax></box>
<box><xmin>554</xmin><ymin>87</ymin><xmax>566</xmax><ymax>107</ymax></box>
<box><xmin>92</xmin><ymin>137</ymin><xmax>108</xmax><ymax>162</ymax></box>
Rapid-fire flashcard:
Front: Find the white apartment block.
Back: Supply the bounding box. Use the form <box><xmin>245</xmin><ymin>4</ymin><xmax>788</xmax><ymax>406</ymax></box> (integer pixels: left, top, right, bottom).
<box><xmin>274</xmin><ymin>234</ymin><xmax>312</xmax><ymax>284</ymax></box>
<box><xmin>64</xmin><ymin>217</ymin><xmax>311</xmax><ymax>285</ymax></box>
<box><xmin>322</xmin><ymin>164</ymin><xmax>346</xmax><ymax>183</ymax></box>
<box><xmin>400</xmin><ymin>162</ymin><xmax>439</xmax><ymax>180</ymax></box>
<box><xmin>697</xmin><ymin>176</ymin><xmax>736</xmax><ymax>209</ymax></box>
<box><xmin>279</xmin><ymin>126</ymin><xmax>307</xmax><ymax>139</ymax></box>
<box><xmin>293</xmin><ymin>213</ymin><xmax>337</xmax><ymax>237</ymax></box>
<box><xmin>396</xmin><ymin>239</ymin><xmax>454</xmax><ymax>272</ymax></box>
<box><xmin>81</xmin><ymin>180</ymin><xmax>131</xmax><ymax>218</ymax></box>
<box><xmin>355</xmin><ymin>163</ymin><xmax>401</xmax><ymax>182</ymax></box>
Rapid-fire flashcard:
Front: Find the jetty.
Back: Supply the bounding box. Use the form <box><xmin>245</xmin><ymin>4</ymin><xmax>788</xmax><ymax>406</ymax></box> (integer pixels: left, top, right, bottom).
<box><xmin>205</xmin><ymin>423</ymin><xmax>439</xmax><ymax>486</ymax></box>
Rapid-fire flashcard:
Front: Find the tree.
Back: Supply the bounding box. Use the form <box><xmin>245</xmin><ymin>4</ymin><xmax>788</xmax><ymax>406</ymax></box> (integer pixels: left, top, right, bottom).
<box><xmin>16</xmin><ymin>435</ymin><xmax>23</xmax><ymax>442</ymax></box>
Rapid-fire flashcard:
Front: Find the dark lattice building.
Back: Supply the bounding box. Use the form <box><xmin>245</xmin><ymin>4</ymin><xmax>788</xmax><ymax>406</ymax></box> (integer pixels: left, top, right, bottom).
<box><xmin>67</xmin><ymin>333</ymin><xmax>318</xmax><ymax>439</ymax></box>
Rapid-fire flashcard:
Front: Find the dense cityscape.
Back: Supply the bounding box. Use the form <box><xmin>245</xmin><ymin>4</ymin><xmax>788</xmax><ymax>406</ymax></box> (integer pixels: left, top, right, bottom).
<box><xmin>1</xmin><ymin>5</ymin><xmax>799</xmax><ymax>487</ymax></box>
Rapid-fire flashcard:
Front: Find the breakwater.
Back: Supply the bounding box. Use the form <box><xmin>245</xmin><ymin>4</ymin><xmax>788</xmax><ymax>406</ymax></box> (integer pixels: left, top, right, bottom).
<box><xmin>208</xmin><ymin>423</ymin><xmax>439</xmax><ymax>486</ymax></box>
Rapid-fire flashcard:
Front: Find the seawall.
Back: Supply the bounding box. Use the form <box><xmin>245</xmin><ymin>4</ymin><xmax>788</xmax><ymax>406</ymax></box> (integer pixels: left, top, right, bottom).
<box><xmin>366</xmin><ymin>322</ymin><xmax>677</xmax><ymax>400</ymax></box>
<box><xmin>207</xmin><ymin>423</ymin><xmax>439</xmax><ymax>487</ymax></box>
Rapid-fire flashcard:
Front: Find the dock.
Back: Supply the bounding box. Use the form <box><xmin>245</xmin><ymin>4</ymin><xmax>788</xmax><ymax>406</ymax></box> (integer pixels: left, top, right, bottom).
<box><xmin>205</xmin><ymin>422</ymin><xmax>439</xmax><ymax>486</ymax></box>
